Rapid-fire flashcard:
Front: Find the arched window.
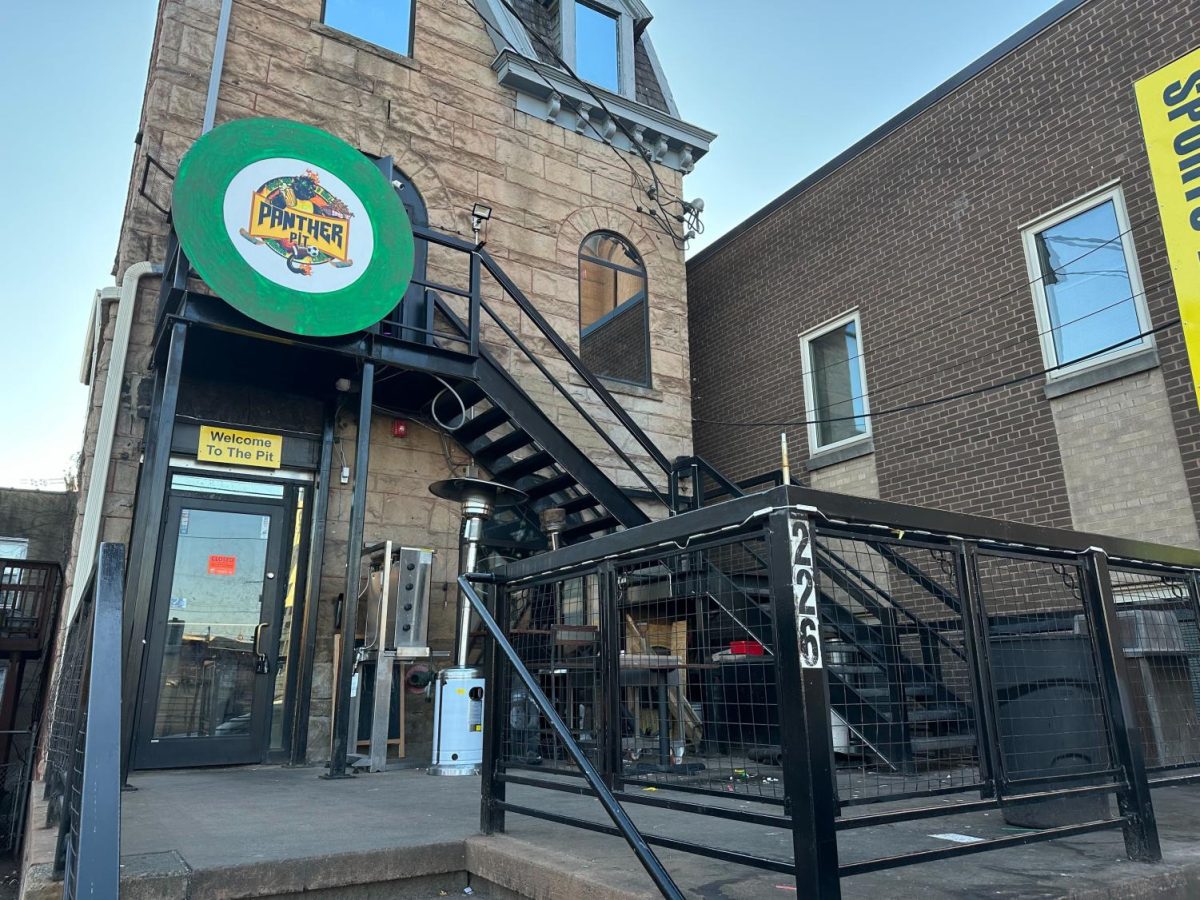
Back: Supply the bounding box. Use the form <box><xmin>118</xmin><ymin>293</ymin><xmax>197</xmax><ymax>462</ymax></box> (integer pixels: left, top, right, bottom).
<box><xmin>578</xmin><ymin>231</ymin><xmax>650</xmax><ymax>386</ymax></box>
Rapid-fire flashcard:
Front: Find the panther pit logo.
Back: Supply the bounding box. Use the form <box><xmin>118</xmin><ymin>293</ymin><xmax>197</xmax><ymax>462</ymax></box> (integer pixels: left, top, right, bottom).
<box><xmin>238</xmin><ymin>169</ymin><xmax>354</xmax><ymax>276</ymax></box>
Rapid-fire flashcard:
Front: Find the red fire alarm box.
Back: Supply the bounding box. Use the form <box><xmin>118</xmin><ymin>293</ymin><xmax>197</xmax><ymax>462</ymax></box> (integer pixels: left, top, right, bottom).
<box><xmin>392</xmin><ymin>419</ymin><xmax>408</xmax><ymax>438</ymax></box>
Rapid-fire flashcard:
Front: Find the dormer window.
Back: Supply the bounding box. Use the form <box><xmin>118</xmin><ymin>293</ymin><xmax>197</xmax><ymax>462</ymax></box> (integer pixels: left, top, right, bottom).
<box><xmin>574</xmin><ymin>2</ymin><xmax>619</xmax><ymax>92</ymax></box>
<box><xmin>559</xmin><ymin>0</ymin><xmax>635</xmax><ymax>97</ymax></box>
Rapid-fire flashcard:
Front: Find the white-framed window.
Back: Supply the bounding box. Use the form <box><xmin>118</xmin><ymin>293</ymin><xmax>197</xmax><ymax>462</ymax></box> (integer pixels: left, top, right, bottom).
<box><xmin>560</xmin><ymin>0</ymin><xmax>635</xmax><ymax>97</ymax></box>
<box><xmin>1021</xmin><ymin>185</ymin><xmax>1152</xmax><ymax>377</ymax></box>
<box><xmin>800</xmin><ymin>311</ymin><xmax>871</xmax><ymax>454</ymax></box>
<box><xmin>322</xmin><ymin>0</ymin><xmax>415</xmax><ymax>57</ymax></box>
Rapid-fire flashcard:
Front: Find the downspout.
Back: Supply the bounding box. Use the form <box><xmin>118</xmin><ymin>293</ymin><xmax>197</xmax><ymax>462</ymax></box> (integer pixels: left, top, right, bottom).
<box><xmin>69</xmin><ymin>261</ymin><xmax>160</xmax><ymax>617</ymax></box>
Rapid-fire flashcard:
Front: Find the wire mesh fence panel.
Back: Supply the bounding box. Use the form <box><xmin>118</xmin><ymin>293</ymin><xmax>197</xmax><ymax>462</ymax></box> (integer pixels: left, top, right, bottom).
<box><xmin>814</xmin><ymin>532</ymin><xmax>981</xmax><ymax>806</ymax></box>
<box><xmin>499</xmin><ymin>574</ymin><xmax>605</xmax><ymax>775</ymax></box>
<box><xmin>973</xmin><ymin>551</ymin><xmax>1117</xmax><ymax>813</ymax></box>
<box><xmin>0</xmin><ymin>731</ymin><xmax>34</xmax><ymax>854</ymax></box>
<box><xmin>615</xmin><ymin>535</ymin><xmax>783</xmax><ymax>802</ymax></box>
<box><xmin>44</xmin><ymin>605</ymin><xmax>90</xmax><ymax>827</ymax></box>
<box><xmin>1107</xmin><ymin>566</ymin><xmax>1200</xmax><ymax>775</ymax></box>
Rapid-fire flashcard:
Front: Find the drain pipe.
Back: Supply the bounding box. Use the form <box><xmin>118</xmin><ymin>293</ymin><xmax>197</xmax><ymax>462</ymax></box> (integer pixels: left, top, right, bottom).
<box><xmin>69</xmin><ymin>261</ymin><xmax>160</xmax><ymax>617</ymax></box>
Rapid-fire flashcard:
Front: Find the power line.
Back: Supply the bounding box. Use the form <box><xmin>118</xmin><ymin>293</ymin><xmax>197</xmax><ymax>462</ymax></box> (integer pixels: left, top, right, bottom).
<box><xmin>463</xmin><ymin>0</ymin><xmax>700</xmax><ymax>248</ymax></box>
<box><xmin>793</xmin><ymin>213</ymin><xmax>1154</xmax><ymax>388</ymax></box>
<box><xmin>693</xmin><ymin>320</ymin><xmax>1179</xmax><ymax>429</ymax></box>
<box><xmin>803</xmin><ymin>281</ymin><xmax>1163</xmax><ymax>419</ymax></box>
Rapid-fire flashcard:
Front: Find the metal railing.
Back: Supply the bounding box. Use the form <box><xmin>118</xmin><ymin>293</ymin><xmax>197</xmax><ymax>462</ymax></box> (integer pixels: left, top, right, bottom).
<box><xmin>155</xmin><ymin>223</ymin><xmax>673</xmax><ymax>509</ymax></box>
<box><xmin>476</xmin><ymin>485</ymin><xmax>1200</xmax><ymax>897</ymax></box>
<box><xmin>44</xmin><ymin>543</ymin><xmax>123</xmax><ymax>897</ymax></box>
<box><xmin>0</xmin><ymin>559</ymin><xmax>62</xmax><ymax>649</ymax></box>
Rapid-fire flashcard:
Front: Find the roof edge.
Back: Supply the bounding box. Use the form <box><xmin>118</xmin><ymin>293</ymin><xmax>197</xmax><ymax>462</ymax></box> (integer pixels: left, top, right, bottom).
<box><xmin>687</xmin><ymin>0</ymin><xmax>1092</xmax><ymax>269</ymax></box>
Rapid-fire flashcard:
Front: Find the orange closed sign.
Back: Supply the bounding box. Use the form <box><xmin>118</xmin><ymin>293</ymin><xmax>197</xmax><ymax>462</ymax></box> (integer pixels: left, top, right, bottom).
<box><xmin>207</xmin><ymin>555</ymin><xmax>237</xmax><ymax>576</ymax></box>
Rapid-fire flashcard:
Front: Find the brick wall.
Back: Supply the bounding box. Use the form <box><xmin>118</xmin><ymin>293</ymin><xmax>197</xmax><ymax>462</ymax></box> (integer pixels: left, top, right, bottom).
<box><xmin>688</xmin><ymin>0</ymin><xmax>1200</xmax><ymax>546</ymax></box>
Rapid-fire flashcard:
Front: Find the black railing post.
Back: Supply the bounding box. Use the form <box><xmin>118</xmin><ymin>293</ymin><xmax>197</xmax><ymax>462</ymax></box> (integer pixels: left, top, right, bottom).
<box><xmin>481</xmin><ymin>576</ymin><xmax>508</xmax><ymax>834</ymax></box>
<box><xmin>122</xmin><ymin>317</ymin><xmax>187</xmax><ymax>785</ymax></box>
<box><xmin>1081</xmin><ymin>548</ymin><xmax>1161</xmax><ymax>862</ymax></box>
<box><xmin>768</xmin><ymin>508</ymin><xmax>842</xmax><ymax>898</ymax></box>
<box><xmin>598</xmin><ymin>563</ymin><xmax>623</xmax><ymax>789</ymax></box>
<box><xmin>954</xmin><ymin>541</ymin><xmax>1004</xmax><ymax>800</ymax></box>
<box><xmin>468</xmin><ymin>251</ymin><xmax>481</xmax><ymax>358</ymax></box>
<box><xmin>328</xmin><ymin>362</ymin><xmax>375</xmax><ymax>778</ymax></box>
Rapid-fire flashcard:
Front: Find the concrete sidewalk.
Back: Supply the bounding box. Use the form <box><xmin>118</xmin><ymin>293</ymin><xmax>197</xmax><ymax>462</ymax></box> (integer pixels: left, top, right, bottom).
<box><xmin>20</xmin><ymin>765</ymin><xmax>1200</xmax><ymax>898</ymax></box>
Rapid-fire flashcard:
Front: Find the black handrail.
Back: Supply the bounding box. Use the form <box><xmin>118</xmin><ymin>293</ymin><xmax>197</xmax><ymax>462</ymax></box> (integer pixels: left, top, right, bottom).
<box><xmin>477</xmin><ymin>246</ymin><xmax>672</xmax><ymax>477</ymax></box>
<box><xmin>460</xmin><ymin>573</ymin><xmax>684</xmax><ymax>900</ymax></box>
<box><xmin>476</xmin><ymin>297</ymin><xmax>669</xmax><ymax>506</ymax></box>
<box><xmin>53</xmin><ymin>542</ymin><xmax>123</xmax><ymax>898</ymax></box>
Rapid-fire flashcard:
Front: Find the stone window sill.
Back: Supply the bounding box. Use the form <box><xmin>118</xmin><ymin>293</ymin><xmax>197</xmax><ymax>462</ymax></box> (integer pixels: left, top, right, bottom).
<box><xmin>567</xmin><ymin>372</ymin><xmax>662</xmax><ymax>402</ymax></box>
<box><xmin>310</xmin><ymin>22</ymin><xmax>423</xmax><ymax>72</ymax></box>
<box><xmin>805</xmin><ymin>437</ymin><xmax>875</xmax><ymax>472</ymax></box>
<box><xmin>1043</xmin><ymin>346</ymin><xmax>1160</xmax><ymax>400</ymax></box>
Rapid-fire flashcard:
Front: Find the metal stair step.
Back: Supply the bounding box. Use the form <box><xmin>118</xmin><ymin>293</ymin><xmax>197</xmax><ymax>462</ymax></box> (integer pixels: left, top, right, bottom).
<box><xmin>453</xmin><ymin>407</ymin><xmax>509</xmax><ymax>442</ymax></box>
<box><xmin>473</xmin><ymin>429</ymin><xmax>534</xmax><ymax>462</ymax></box>
<box><xmin>906</xmin><ymin>705</ymin><xmax>970</xmax><ymax>724</ymax></box>
<box><xmin>491</xmin><ymin>451</ymin><xmax>555</xmax><ymax>482</ymax></box>
<box><xmin>524</xmin><ymin>473</ymin><xmax>577</xmax><ymax>501</ymax></box>
<box><xmin>558</xmin><ymin>494</ymin><xmax>602</xmax><ymax>515</ymax></box>
<box><xmin>559</xmin><ymin>514</ymin><xmax>619</xmax><ymax>542</ymax></box>
<box><xmin>910</xmin><ymin>732</ymin><xmax>977</xmax><ymax>753</ymax></box>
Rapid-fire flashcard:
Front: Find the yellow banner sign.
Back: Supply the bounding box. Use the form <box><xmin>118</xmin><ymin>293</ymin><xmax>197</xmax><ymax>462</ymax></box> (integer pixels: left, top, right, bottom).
<box><xmin>197</xmin><ymin>425</ymin><xmax>282</xmax><ymax>469</ymax></box>
<box><xmin>1135</xmin><ymin>46</ymin><xmax>1200</xmax><ymax>406</ymax></box>
<box><xmin>247</xmin><ymin>191</ymin><xmax>350</xmax><ymax>262</ymax></box>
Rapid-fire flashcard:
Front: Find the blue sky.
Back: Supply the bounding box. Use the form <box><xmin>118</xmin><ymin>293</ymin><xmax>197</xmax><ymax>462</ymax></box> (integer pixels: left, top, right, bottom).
<box><xmin>0</xmin><ymin>0</ymin><xmax>1060</xmax><ymax>489</ymax></box>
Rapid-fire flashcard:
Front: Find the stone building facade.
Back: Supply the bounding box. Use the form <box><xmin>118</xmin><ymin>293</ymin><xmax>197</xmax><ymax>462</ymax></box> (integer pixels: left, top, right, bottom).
<box><xmin>62</xmin><ymin>0</ymin><xmax>711</xmax><ymax>768</ymax></box>
<box><xmin>687</xmin><ymin>0</ymin><xmax>1200</xmax><ymax>551</ymax></box>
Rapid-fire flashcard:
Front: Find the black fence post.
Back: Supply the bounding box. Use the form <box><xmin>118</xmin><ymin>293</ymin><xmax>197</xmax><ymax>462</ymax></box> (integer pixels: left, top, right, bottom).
<box><xmin>768</xmin><ymin>508</ymin><xmax>842</xmax><ymax>898</ymax></box>
<box><xmin>481</xmin><ymin>577</ymin><xmax>508</xmax><ymax>835</ymax></box>
<box><xmin>598</xmin><ymin>563</ymin><xmax>623</xmax><ymax>790</ymax></box>
<box><xmin>328</xmin><ymin>361</ymin><xmax>375</xmax><ymax>778</ymax></box>
<box><xmin>954</xmin><ymin>541</ymin><xmax>1004</xmax><ymax>800</ymax></box>
<box><xmin>1081</xmin><ymin>548</ymin><xmax>1161</xmax><ymax>862</ymax></box>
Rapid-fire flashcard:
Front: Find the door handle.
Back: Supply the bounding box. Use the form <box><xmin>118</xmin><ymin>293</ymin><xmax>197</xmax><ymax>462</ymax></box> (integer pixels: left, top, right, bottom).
<box><xmin>253</xmin><ymin>622</ymin><xmax>270</xmax><ymax>674</ymax></box>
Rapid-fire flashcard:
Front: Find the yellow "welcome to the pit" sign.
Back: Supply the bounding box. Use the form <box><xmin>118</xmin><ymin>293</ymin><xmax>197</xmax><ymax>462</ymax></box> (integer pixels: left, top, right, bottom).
<box><xmin>197</xmin><ymin>425</ymin><xmax>282</xmax><ymax>469</ymax></box>
<box><xmin>1136</xmin><ymin>46</ymin><xmax>1200</xmax><ymax>407</ymax></box>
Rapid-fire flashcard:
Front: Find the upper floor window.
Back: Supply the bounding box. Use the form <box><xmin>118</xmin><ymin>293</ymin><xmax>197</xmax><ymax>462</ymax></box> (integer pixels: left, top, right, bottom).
<box><xmin>322</xmin><ymin>0</ymin><xmax>415</xmax><ymax>58</ymax></box>
<box><xmin>0</xmin><ymin>538</ymin><xmax>28</xmax><ymax>561</ymax></box>
<box><xmin>800</xmin><ymin>312</ymin><xmax>871</xmax><ymax>454</ymax></box>
<box><xmin>1022</xmin><ymin>185</ymin><xmax>1152</xmax><ymax>376</ymax></box>
<box><xmin>575</xmin><ymin>2</ymin><xmax>619</xmax><ymax>92</ymax></box>
<box><xmin>579</xmin><ymin>231</ymin><xmax>649</xmax><ymax>386</ymax></box>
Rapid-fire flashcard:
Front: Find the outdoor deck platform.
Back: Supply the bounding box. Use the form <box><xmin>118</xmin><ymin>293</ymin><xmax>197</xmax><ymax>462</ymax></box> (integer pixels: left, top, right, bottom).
<box><xmin>21</xmin><ymin>765</ymin><xmax>1200</xmax><ymax>899</ymax></box>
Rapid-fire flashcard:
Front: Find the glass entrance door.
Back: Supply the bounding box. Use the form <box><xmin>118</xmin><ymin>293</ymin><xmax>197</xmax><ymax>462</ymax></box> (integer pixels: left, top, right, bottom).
<box><xmin>137</xmin><ymin>489</ymin><xmax>286</xmax><ymax>768</ymax></box>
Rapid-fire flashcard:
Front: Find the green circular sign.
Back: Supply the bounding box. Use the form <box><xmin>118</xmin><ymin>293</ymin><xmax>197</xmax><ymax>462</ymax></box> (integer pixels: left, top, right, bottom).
<box><xmin>172</xmin><ymin>118</ymin><xmax>415</xmax><ymax>336</ymax></box>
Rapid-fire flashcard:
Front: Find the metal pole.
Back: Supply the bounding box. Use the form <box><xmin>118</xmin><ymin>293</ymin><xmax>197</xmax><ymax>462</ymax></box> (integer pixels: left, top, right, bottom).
<box><xmin>69</xmin><ymin>543</ymin><xmax>124</xmax><ymax>898</ymax></box>
<box><xmin>1080</xmin><ymin>548</ymin><xmax>1161</xmax><ymax>862</ymax></box>
<box><xmin>480</xmin><ymin>576</ymin><xmax>508</xmax><ymax>835</ymax></box>
<box><xmin>289</xmin><ymin>403</ymin><xmax>335</xmax><ymax>764</ymax></box>
<box><xmin>767</xmin><ymin>508</ymin><xmax>842</xmax><ymax>898</ymax></box>
<box><xmin>459</xmin><ymin>574</ymin><xmax>685</xmax><ymax>900</ymax></box>
<box><xmin>328</xmin><ymin>363</ymin><xmax>375</xmax><ymax>778</ymax></box>
<box><xmin>954</xmin><ymin>541</ymin><xmax>1005</xmax><ymax>800</ymax></box>
<box><xmin>456</xmin><ymin>513</ymin><xmax>485</xmax><ymax>668</ymax></box>
<box><xmin>201</xmin><ymin>0</ymin><xmax>233</xmax><ymax>134</ymax></box>
<box><xmin>121</xmin><ymin>319</ymin><xmax>187</xmax><ymax>784</ymax></box>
